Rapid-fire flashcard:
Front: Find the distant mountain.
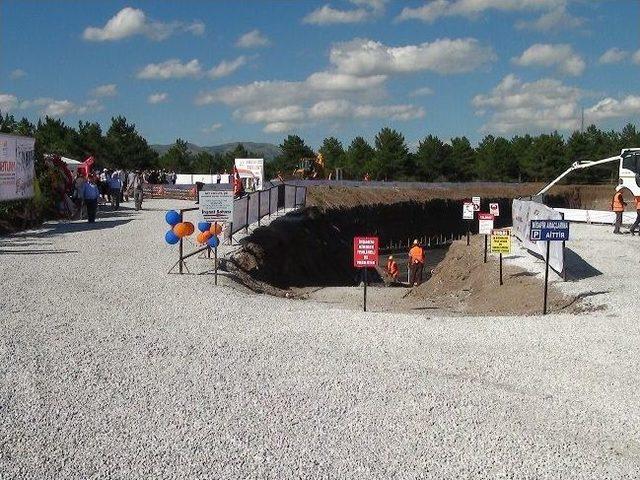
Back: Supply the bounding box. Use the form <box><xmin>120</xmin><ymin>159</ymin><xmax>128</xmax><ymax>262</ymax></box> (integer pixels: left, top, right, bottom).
<box><xmin>151</xmin><ymin>141</ymin><xmax>281</xmax><ymax>161</ymax></box>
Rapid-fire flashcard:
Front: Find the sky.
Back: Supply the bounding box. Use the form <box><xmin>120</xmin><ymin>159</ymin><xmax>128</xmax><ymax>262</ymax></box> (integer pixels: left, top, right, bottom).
<box><xmin>1</xmin><ymin>0</ymin><xmax>639</xmax><ymax>150</ymax></box>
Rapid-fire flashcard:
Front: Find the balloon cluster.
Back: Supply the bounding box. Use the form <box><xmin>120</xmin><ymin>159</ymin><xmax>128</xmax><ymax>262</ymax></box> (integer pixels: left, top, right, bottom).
<box><xmin>164</xmin><ymin>210</ymin><xmax>220</xmax><ymax>248</ymax></box>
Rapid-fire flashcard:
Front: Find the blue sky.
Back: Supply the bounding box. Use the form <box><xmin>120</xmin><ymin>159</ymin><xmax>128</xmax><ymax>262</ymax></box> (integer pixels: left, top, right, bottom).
<box><xmin>1</xmin><ymin>0</ymin><xmax>639</xmax><ymax>149</ymax></box>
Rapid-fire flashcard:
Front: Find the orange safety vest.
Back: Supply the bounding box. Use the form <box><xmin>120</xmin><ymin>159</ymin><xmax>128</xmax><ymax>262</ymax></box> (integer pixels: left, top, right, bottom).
<box><xmin>409</xmin><ymin>245</ymin><xmax>425</xmax><ymax>264</ymax></box>
<box><xmin>387</xmin><ymin>260</ymin><xmax>398</xmax><ymax>277</ymax></box>
<box><xmin>612</xmin><ymin>192</ymin><xmax>626</xmax><ymax>212</ymax></box>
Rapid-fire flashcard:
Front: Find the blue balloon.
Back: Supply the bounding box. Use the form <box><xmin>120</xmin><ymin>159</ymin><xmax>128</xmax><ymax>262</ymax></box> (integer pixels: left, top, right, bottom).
<box><xmin>165</xmin><ymin>210</ymin><xmax>181</xmax><ymax>226</ymax></box>
<box><xmin>206</xmin><ymin>235</ymin><xmax>219</xmax><ymax>248</ymax></box>
<box><xmin>165</xmin><ymin>230</ymin><xmax>180</xmax><ymax>245</ymax></box>
<box><xmin>197</xmin><ymin>221</ymin><xmax>211</xmax><ymax>233</ymax></box>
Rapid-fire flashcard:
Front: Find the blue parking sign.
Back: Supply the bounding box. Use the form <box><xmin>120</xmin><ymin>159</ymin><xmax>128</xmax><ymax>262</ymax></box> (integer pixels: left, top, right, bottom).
<box><xmin>529</xmin><ymin>220</ymin><xmax>569</xmax><ymax>241</ymax></box>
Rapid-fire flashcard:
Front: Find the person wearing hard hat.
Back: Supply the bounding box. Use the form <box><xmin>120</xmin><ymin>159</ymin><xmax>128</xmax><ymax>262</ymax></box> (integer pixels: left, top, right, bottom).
<box><xmin>386</xmin><ymin>255</ymin><xmax>399</xmax><ymax>281</ymax></box>
<box><xmin>611</xmin><ymin>188</ymin><xmax>627</xmax><ymax>234</ymax></box>
<box><xmin>408</xmin><ymin>239</ymin><xmax>425</xmax><ymax>287</ymax></box>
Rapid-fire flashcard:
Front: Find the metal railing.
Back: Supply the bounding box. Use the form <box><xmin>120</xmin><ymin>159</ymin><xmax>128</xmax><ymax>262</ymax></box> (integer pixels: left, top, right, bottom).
<box><xmin>232</xmin><ymin>183</ymin><xmax>306</xmax><ymax>235</ymax></box>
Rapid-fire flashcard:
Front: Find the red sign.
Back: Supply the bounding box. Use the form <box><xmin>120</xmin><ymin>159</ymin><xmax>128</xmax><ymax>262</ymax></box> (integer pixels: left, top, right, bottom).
<box><xmin>353</xmin><ymin>236</ymin><xmax>379</xmax><ymax>268</ymax></box>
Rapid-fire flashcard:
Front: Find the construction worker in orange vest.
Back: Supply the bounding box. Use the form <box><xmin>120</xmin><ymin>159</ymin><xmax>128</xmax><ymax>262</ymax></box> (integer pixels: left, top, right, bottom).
<box><xmin>408</xmin><ymin>239</ymin><xmax>425</xmax><ymax>287</ymax></box>
<box><xmin>630</xmin><ymin>196</ymin><xmax>640</xmax><ymax>235</ymax></box>
<box><xmin>611</xmin><ymin>189</ymin><xmax>627</xmax><ymax>234</ymax></box>
<box><xmin>386</xmin><ymin>255</ymin><xmax>399</xmax><ymax>281</ymax></box>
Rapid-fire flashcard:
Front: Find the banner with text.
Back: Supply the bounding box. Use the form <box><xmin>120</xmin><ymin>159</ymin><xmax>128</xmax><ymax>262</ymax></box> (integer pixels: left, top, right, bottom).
<box><xmin>512</xmin><ymin>199</ymin><xmax>564</xmax><ymax>273</ymax></box>
<box><xmin>0</xmin><ymin>134</ymin><xmax>35</xmax><ymax>201</ymax></box>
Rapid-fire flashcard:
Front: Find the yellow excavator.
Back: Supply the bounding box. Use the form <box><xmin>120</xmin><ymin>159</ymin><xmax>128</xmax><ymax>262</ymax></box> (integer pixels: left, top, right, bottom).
<box><xmin>292</xmin><ymin>153</ymin><xmax>327</xmax><ymax>179</ymax></box>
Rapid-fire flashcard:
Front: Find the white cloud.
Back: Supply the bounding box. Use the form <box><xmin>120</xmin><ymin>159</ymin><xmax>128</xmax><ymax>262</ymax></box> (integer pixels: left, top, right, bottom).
<box><xmin>9</xmin><ymin>69</ymin><xmax>26</xmax><ymax>80</ymax></box>
<box><xmin>208</xmin><ymin>56</ymin><xmax>247</xmax><ymax>79</ymax></box>
<box><xmin>303</xmin><ymin>5</ymin><xmax>370</xmax><ymax>25</ymax></box>
<box><xmin>397</xmin><ymin>0</ymin><xmax>565</xmax><ymax>22</ymax></box>
<box><xmin>148</xmin><ymin>92</ymin><xmax>169</xmax><ymax>104</ymax></box>
<box><xmin>512</xmin><ymin>43</ymin><xmax>585</xmax><ymax>76</ymax></box>
<box><xmin>83</xmin><ymin>7</ymin><xmax>204</xmax><ymax>42</ymax></box>
<box><xmin>411</xmin><ymin>86</ymin><xmax>434</xmax><ymax>96</ymax></box>
<box><xmin>137</xmin><ymin>59</ymin><xmax>202</xmax><ymax>79</ymax></box>
<box><xmin>263</xmin><ymin>122</ymin><xmax>296</xmax><ymax>133</ymax></box>
<box><xmin>90</xmin><ymin>83</ymin><xmax>117</xmax><ymax>97</ymax></box>
<box><xmin>515</xmin><ymin>6</ymin><xmax>584</xmax><ymax>32</ymax></box>
<box><xmin>18</xmin><ymin>97</ymin><xmax>103</xmax><ymax>116</ymax></box>
<box><xmin>304</xmin><ymin>0</ymin><xmax>386</xmax><ymax>25</ymax></box>
<box><xmin>585</xmin><ymin>96</ymin><xmax>640</xmax><ymax>121</ymax></box>
<box><xmin>472</xmin><ymin>74</ymin><xmax>582</xmax><ymax>133</ymax></box>
<box><xmin>309</xmin><ymin>100</ymin><xmax>424</xmax><ymax>120</ymax></box>
<box><xmin>598</xmin><ymin>48</ymin><xmax>628</xmax><ymax>65</ymax></box>
<box><xmin>202</xmin><ymin>122</ymin><xmax>222</xmax><ymax>133</ymax></box>
<box><xmin>633</xmin><ymin>50</ymin><xmax>640</xmax><ymax>65</ymax></box>
<box><xmin>238</xmin><ymin>105</ymin><xmax>306</xmax><ymax>124</ymax></box>
<box><xmin>329</xmin><ymin>37</ymin><xmax>496</xmax><ymax>76</ymax></box>
<box><xmin>0</xmin><ymin>93</ymin><xmax>18</xmax><ymax>111</ymax></box>
<box><xmin>236</xmin><ymin>29</ymin><xmax>271</xmax><ymax>48</ymax></box>
<box><xmin>305</xmin><ymin>71</ymin><xmax>387</xmax><ymax>91</ymax></box>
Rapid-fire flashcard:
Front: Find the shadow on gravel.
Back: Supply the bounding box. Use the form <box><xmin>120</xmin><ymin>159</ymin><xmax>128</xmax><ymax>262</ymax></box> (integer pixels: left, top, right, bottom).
<box><xmin>0</xmin><ymin>249</ymin><xmax>78</xmax><ymax>255</ymax></box>
<box><xmin>15</xmin><ymin>219</ymin><xmax>134</xmax><ymax>238</ymax></box>
<box><xmin>564</xmin><ymin>248</ymin><xmax>603</xmax><ymax>281</ymax></box>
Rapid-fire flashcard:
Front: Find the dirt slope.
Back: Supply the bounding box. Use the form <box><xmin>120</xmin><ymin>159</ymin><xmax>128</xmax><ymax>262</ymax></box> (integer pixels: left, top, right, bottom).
<box><xmin>406</xmin><ymin>236</ymin><xmax>582</xmax><ymax>316</ymax></box>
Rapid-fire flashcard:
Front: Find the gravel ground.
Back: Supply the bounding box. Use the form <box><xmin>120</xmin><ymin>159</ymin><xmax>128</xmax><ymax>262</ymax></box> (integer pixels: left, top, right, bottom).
<box><xmin>1</xmin><ymin>199</ymin><xmax>640</xmax><ymax>479</ymax></box>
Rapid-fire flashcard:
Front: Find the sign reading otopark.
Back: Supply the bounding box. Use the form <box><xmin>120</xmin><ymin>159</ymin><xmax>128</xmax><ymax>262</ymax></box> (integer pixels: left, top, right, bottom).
<box><xmin>0</xmin><ymin>133</ymin><xmax>35</xmax><ymax>201</ymax></box>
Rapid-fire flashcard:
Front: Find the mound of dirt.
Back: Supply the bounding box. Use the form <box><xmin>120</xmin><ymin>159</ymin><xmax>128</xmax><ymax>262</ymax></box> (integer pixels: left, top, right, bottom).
<box><xmin>406</xmin><ymin>236</ymin><xmax>581</xmax><ymax>316</ymax></box>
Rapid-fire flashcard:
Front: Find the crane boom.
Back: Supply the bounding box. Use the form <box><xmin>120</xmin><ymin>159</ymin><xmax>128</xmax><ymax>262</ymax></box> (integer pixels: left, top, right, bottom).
<box><xmin>536</xmin><ymin>155</ymin><xmax>621</xmax><ymax>196</ymax></box>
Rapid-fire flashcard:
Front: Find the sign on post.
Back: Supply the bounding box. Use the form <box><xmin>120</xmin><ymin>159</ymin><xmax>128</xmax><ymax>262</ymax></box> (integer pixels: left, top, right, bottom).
<box><xmin>529</xmin><ymin>220</ymin><xmax>570</xmax><ymax>241</ymax></box>
<box><xmin>489</xmin><ymin>203</ymin><xmax>500</xmax><ymax>217</ymax></box>
<box><xmin>462</xmin><ymin>202</ymin><xmax>475</xmax><ymax>220</ymax></box>
<box><xmin>353</xmin><ymin>236</ymin><xmax>379</xmax><ymax>267</ymax></box>
<box><xmin>472</xmin><ymin>196</ymin><xmax>481</xmax><ymax>211</ymax></box>
<box><xmin>478</xmin><ymin>213</ymin><xmax>494</xmax><ymax>235</ymax></box>
<box><xmin>490</xmin><ymin>229</ymin><xmax>511</xmax><ymax>254</ymax></box>
<box><xmin>529</xmin><ymin>220</ymin><xmax>570</xmax><ymax>315</ymax></box>
<box><xmin>353</xmin><ymin>236</ymin><xmax>378</xmax><ymax>312</ymax></box>
<box><xmin>200</xmin><ymin>190</ymin><xmax>234</xmax><ymax>223</ymax></box>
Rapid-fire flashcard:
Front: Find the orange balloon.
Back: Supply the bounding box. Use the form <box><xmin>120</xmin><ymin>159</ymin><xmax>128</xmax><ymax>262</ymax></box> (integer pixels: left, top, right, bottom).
<box><xmin>172</xmin><ymin>222</ymin><xmax>192</xmax><ymax>238</ymax></box>
<box><xmin>209</xmin><ymin>223</ymin><xmax>223</xmax><ymax>235</ymax></box>
<box><xmin>183</xmin><ymin>222</ymin><xmax>195</xmax><ymax>236</ymax></box>
<box><xmin>196</xmin><ymin>231</ymin><xmax>212</xmax><ymax>244</ymax></box>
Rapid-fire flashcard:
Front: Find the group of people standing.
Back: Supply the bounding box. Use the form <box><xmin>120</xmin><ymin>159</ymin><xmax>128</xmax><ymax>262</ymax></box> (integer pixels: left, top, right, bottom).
<box><xmin>384</xmin><ymin>239</ymin><xmax>426</xmax><ymax>287</ymax></box>
<box><xmin>611</xmin><ymin>189</ymin><xmax>640</xmax><ymax>235</ymax></box>
<box><xmin>72</xmin><ymin>169</ymin><xmax>145</xmax><ymax>223</ymax></box>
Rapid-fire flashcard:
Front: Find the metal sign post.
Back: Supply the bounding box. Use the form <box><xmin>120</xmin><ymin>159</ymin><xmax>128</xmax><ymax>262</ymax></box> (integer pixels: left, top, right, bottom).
<box><xmin>490</xmin><ymin>229</ymin><xmax>511</xmax><ymax>286</ymax></box>
<box><xmin>462</xmin><ymin>200</ymin><xmax>474</xmax><ymax>246</ymax></box>
<box><xmin>478</xmin><ymin>213</ymin><xmax>494</xmax><ymax>264</ymax></box>
<box><xmin>529</xmin><ymin>220</ymin><xmax>570</xmax><ymax>315</ymax></box>
<box><xmin>353</xmin><ymin>236</ymin><xmax>379</xmax><ymax>312</ymax></box>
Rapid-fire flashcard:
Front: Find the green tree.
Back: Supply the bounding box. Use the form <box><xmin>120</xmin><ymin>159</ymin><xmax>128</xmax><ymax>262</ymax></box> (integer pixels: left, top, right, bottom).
<box><xmin>345</xmin><ymin>136</ymin><xmax>374</xmax><ymax>179</ymax></box>
<box><xmin>372</xmin><ymin>127</ymin><xmax>409</xmax><ymax>180</ymax></box>
<box><xmin>159</xmin><ymin>138</ymin><xmax>192</xmax><ymax>172</ymax></box>
<box><xmin>34</xmin><ymin>116</ymin><xmax>78</xmax><ymax>158</ymax></box>
<box><xmin>528</xmin><ymin>132</ymin><xmax>565</xmax><ymax>182</ymax></box>
<box><xmin>449</xmin><ymin>136</ymin><xmax>476</xmax><ymax>181</ymax></box>
<box><xmin>475</xmin><ymin>135</ymin><xmax>515</xmax><ymax>181</ymax></box>
<box><xmin>414</xmin><ymin>134</ymin><xmax>451</xmax><ymax>181</ymax></box>
<box><xmin>319</xmin><ymin>136</ymin><xmax>346</xmax><ymax>172</ymax></box>
<box><xmin>510</xmin><ymin>135</ymin><xmax>534</xmax><ymax>182</ymax></box>
<box><xmin>105</xmin><ymin>115</ymin><xmax>157</xmax><ymax>170</ymax></box>
<box><xmin>76</xmin><ymin>121</ymin><xmax>106</xmax><ymax>162</ymax></box>
<box><xmin>271</xmin><ymin>135</ymin><xmax>315</xmax><ymax>174</ymax></box>
<box><xmin>15</xmin><ymin>117</ymin><xmax>35</xmax><ymax>137</ymax></box>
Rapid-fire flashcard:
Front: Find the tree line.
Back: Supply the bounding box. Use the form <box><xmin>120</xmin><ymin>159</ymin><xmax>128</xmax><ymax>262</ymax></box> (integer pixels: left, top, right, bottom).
<box><xmin>1</xmin><ymin>111</ymin><xmax>639</xmax><ymax>184</ymax></box>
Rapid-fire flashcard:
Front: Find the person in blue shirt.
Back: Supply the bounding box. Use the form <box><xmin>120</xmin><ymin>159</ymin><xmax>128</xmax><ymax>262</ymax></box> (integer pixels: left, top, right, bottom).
<box><xmin>82</xmin><ymin>175</ymin><xmax>100</xmax><ymax>223</ymax></box>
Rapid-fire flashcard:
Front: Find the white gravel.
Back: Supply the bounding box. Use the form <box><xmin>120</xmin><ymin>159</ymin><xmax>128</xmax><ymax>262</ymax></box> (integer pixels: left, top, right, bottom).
<box><xmin>1</xmin><ymin>199</ymin><xmax>639</xmax><ymax>479</ymax></box>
